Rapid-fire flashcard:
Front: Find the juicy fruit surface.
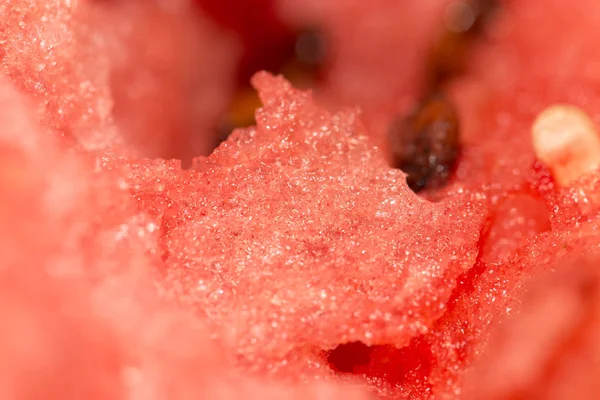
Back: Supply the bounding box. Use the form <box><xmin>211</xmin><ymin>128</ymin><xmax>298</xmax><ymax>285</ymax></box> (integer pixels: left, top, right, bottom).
<box><xmin>451</xmin><ymin>0</ymin><xmax>600</xmax><ymax>190</ymax></box>
<box><xmin>462</xmin><ymin>252</ymin><xmax>600</xmax><ymax>400</ymax></box>
<box><xmin>277</xmin><ymin>0</ymin><xmax>456</xmax><ymax>151</ymax></box>
<box><xmin>2</xmin><ymin>0</ymin><xmax>600</xmax><ymax>399</ymax></box>
<box><xmin>0</xmin><ymin>0</ymin><xmax>237</xmax><ymax>159</ymax></box>
<box><xmin>132</xmin><ymin>72</ymin><xmax>484</xmax><ymax>370</ymax></box>
<box><xmin>88</xmin><ymin>0</ymin><xmax>239</xmax><ymax>160</ymax></box>
<box><xmin>0</xmin><ymin>64</ymin><xmax>373</xmax><ymax>400</ymax></box>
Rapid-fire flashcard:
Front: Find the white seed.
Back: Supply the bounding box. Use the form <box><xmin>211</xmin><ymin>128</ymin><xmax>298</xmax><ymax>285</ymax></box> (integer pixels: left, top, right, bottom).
<box><xmin>532</xmin><ymin>105</ymin><xmax>600</xmax><ymax>186</ymax></box>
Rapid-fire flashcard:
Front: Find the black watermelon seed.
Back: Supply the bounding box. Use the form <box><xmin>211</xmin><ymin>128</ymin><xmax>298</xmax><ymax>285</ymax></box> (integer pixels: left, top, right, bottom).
<box><xmin>389</xmin><ymin>93</ymin><xmax>460</xmax><ymax>193</ymax></box>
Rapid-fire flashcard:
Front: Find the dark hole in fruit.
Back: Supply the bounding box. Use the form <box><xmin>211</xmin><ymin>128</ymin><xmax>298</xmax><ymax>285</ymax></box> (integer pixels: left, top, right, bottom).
<box><xmin>325</xmin><ymin>338</ymin><xmax>433</xmax><ymax>397</ymax></box>
<box><xmin>389</xmin><ymin>92</ymin><xmax>460</xmax><ymax>193</ymax></box>
<box><xmin>327</xmin><ymin>341</ymin><xmax>372</xmax><ymax>373</ymax></box>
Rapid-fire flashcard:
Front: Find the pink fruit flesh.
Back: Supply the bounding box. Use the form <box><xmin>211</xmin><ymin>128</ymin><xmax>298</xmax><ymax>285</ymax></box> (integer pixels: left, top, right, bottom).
<box><xmin>2</xmin><ymin>0</ymin><xmax>600</xmax><ymax>399</ymax></box>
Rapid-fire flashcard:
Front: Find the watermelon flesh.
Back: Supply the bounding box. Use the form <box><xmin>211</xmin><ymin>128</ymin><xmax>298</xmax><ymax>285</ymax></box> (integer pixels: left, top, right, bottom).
<box><xmin>86</xmin><ymin>0</ymin><xmax>240</xmax><ymax>161</ymax></box>
<box><xmin>462</xmin><ymin>251</ymin><xmax>600</xmax><ymax>400</ymax></box>
<box><xmin>2</xmin><ymin>0</ymin><xmax>600</xmax><ymax>399</ymax></box>
<box><xmin>0</xmin><ymin>0</ymin><xmax>238</xmax><ymax>159</ymax></box>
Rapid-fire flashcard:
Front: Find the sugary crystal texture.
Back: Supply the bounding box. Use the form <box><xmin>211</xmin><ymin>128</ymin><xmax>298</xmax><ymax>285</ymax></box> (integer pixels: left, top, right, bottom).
<box><xmin>127</xmin><ymin>72</ymin><xmax>485</xmax><ymax>377</ymax></box>
<box><xmin>0</xmin><ymin>68</ymin><xmax>371</xmax><ymax>400</ymax></box>
<box><xmin>4</xmin><ymin>0</ymin><xmax>600</xmax><ymax>399</ymax></box>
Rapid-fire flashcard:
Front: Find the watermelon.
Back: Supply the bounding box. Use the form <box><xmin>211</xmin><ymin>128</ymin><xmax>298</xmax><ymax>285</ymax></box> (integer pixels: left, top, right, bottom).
<box><xmin>463</xmin><ymin>251</ymin><xmax>600</xmax><ymax>400</ymax></box>
<box><xmin>2</xmin><ymin>0</ymin><xmax>600</xmax><ymax>399</ymax></box>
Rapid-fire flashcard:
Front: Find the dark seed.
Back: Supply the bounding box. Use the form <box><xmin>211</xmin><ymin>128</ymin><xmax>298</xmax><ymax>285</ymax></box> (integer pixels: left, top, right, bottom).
<box><xmin>280</xmin><ymin>26</ymin><xmax>328</xmax><ymax>89</ymax></box>
<box><xmin>295</xmin><ymin>27</ymin><xmax>328</xmax><ymax>66</ymax></box>
<box><xmin>388</xmin><ymin>0</ymin><xmax>498</xmax><ymax>191</ymax></box>
<box><xmin>389</xmin><ymin>93</ymin><xmax>460</xmax><ymax>193</ymax></box>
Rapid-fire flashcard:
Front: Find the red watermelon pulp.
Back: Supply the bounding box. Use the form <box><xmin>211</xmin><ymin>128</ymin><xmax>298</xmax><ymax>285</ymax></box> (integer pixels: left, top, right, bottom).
<box><xmin>1</xmin><ymin>0</ymin><xmax>600</xmax><ymax>399</ymax></box>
